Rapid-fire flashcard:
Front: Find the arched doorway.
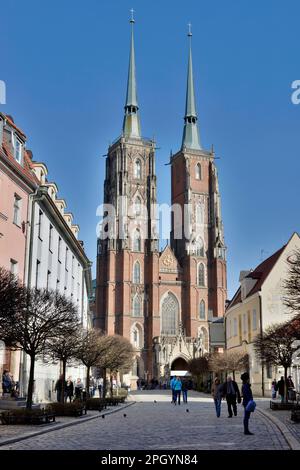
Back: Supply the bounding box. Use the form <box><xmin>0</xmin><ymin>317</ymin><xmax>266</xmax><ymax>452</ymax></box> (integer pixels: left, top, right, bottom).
<box><xmin>171</xmin><ymin>357</ymin><xmax>188</xmax><ymax>371</ymax></box>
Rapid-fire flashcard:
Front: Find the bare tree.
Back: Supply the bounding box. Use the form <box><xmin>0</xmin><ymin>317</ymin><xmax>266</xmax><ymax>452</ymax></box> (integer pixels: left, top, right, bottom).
<box><xmin>0</xmin><ymin>267</ymin><xmax>25</xmax><ymax>335</ymax></box>
<box><xmin>209</xmin><ymin>351</ymin><xmax>248</xmax><ymax>380</ymax></box>
<box><xmin>75</xmin><ymin>329</ymin><xmax>110</xmax><ymax>396</ymax></box>
<box><xmin>0</xmin><ymin>287</ymin><xmax>78</xmax><ymax>409</ymax></box>
<box><xmin>253</xmin><ymin>323</ymin><xmax>300</xmax><ymax>401</ymax></box>
<box><xmin>45</xmin><ymin>328</ymin><xmax>81</xmax><ymax>403</ymax></box>
<box><xmin>98</xmin><ymin>335</ymin><xmax>134</xmax><ymax>397</ymax></box>
<box><xmin>283</xmin><ymin>249</ymin><xmax>300</xmax><ymax>314</ymax></box>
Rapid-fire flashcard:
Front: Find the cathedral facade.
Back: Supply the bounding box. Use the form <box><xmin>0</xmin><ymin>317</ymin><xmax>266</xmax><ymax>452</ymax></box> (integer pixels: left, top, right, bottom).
<box><xmin>95</xmin><ymin>18</ymin><xmax>227</xmax><ymax>387</ymax></box>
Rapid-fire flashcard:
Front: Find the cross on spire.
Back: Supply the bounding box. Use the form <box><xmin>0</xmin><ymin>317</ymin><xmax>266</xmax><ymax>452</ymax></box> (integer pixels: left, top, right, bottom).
<box><xmin>130</xmin><ymin>8</ymin><xmax>135</xmax><ymax>23</ymax></box>
<box><xmin>188</xmin><ymin>22</ymin><xmax>192</xmax><ymax>37</ymax></box>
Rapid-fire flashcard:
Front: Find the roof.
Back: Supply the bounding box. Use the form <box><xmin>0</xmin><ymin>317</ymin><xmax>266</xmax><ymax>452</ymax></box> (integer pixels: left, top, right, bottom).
<box><xmin>0</xmin><ymin>142</ymin><xmax>39</xmax><ymax>187</ymax></box>
<box><xmin>227</xmin><ymin>244</ymin><xmax>286</xmax><ymax>310</ymax></box>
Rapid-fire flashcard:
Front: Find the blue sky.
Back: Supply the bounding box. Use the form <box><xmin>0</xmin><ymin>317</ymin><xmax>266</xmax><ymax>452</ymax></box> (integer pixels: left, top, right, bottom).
<box><xmin>1</xmin><ymin>0</ymin><xmax>300</xmax><ymax>298</ymax></box>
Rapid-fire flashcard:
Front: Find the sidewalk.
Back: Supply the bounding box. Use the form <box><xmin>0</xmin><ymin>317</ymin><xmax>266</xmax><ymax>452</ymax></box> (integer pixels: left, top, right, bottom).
<box><xmin>256</xmin><ymin>398</ymin><xmax>300</xmax><ymax>448</ymax></box>
<box><xmin>0</xmin><ymin>402</ymin><xmax>133</xmax><ymax>447</ymax></box>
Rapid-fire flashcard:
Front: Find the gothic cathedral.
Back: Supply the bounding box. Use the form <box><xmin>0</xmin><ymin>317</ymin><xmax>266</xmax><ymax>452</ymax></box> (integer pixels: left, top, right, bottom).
<box><xmin>95</xmin><ymin>18</ymin><xmax>227</xmax><ymax>388</ymax></box>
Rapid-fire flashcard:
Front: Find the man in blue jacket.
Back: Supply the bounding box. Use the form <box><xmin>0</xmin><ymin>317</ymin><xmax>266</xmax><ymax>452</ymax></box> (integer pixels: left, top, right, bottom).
<box><xmin>173</xmin><ymin>377</ymin><xmax>182</xmax><ymax>405</ymax></box>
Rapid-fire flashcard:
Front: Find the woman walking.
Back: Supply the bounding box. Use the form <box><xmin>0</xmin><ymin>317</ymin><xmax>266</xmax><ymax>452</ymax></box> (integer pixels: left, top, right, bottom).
<box><xmin>211</xmin><ymin>377</ymin><xmax>223</xmax><ymax>417</ymax></box>
<box><xmin>65</xmin><ymin>377</ymin><xmax>74</xmax><ymax>403</ymax></box>
<box><xmin>182</xmin><ymin>380</ymin><xmax>188</xmax><ymax>404</ymax></box>
<box><xmin>173</xmin><ymin>377</ymin><xmax>182</xmax><ymax>405</ymax></box>
<box><xmin>241</xmin><ymin>372</ymin><xmax>254</xmax><ymax>435</ymax></box>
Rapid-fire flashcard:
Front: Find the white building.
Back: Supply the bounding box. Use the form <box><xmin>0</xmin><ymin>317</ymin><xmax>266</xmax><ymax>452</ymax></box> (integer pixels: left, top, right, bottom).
<box><xmin>225</xmin><ymin>232</ymin><xmax>300</xmax><ymax>396</ymax></box>
<box><xmin>21</xmin><ymin>161</ymin><xmax>92</xmax><ymax>402</ymax></box>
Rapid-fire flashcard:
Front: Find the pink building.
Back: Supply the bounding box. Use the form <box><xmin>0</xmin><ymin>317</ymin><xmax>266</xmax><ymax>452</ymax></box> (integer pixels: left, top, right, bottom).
<box><xmin>0</xmin><ymin>113</ymin><xmax>37</xmax><ymax>377</ymax></box>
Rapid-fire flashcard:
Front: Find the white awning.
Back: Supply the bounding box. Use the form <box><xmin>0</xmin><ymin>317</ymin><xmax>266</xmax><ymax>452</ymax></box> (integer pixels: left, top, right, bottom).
<box><xmin>170</xmin><ymin>370</ymin><xmax>192</xmax><ymax>377</ymax></box>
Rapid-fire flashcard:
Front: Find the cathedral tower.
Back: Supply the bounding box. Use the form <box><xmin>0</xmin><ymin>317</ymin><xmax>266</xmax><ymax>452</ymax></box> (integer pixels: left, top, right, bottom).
<box><xmin>95</xmin><ymin>15</ymin><xmax>158</xmax><ymax>382</ymax></box>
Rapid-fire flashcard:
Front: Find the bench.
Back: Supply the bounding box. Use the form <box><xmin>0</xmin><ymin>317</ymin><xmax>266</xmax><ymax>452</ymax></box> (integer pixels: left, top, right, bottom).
<box><xmin>270</xmin><ymin>401</ymin><xmax>296</xmax><ymax>410</ymax></box>
<box><xmin>30</xmin><ymin>413</ymin><xmax>56</xmax><ymax>425</ymax></box>
<box><xmin>291</xmin><ymin>409</ymin><xmax>300</xmax><ymax>422</ymax></box>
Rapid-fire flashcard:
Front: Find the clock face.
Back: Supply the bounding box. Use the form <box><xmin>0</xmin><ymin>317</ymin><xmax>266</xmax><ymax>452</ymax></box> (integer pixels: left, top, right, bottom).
<box><xmin>163</xmin><ymin>255</ymin><xmax>173</xmax><ymax>267</ymax></box>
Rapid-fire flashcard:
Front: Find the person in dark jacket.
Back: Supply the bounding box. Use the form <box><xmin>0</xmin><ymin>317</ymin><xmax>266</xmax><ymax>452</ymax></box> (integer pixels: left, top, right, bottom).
<box><xmin>241</xmin><ymin>372</ymin><xmax>254</xmax><ymax>435</ymax></box>
<box><xmin>277</xmin><ymin>376</ymin><xmax>285</xmax><ymax>403</ymax></box>
<box><xmin>182</xmin><ymin>380</ymin><xmax>188</xmax><ymax>403</ymax></box>
<box><xmin>65</xmin><ymin>377</ymin><xmax>74</xmax><ymax>403</ymax></box>
<box><xmin>55</xmin><ymin>374</ymin><xmax>66</xmax><ymax>403</ymax></box>
<box><xmin>222</xmin><ymin>376</ymin><xmax>241</xmax><ymax>417</ymax></box>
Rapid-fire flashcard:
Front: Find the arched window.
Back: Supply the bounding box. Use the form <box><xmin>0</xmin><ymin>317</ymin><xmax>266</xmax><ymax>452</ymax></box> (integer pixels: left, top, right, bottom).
<box><xmin>197</xmin><ymin>263</ymin><xmax>205</xmax><ymax>286</ymax></box>
<box><xmin>133</xmin><ymin>229</ymin><xmax>141</xmax><ymax>251</ymax></box>
<box><xmin>199</xmin><ymin>300</ymin><xmax>205</xmax><ymax>319</ymax></box>
<box><xmin>195</xmin><ymin>163</ymin><xmax>201</xmax><ymax>180</ymax></box>
<box><xmin>134</xmin><ymin>159</ymin><xmax>141</xmax><ymax>179</ymax></box>
<box><xmin>133</xmin><ymin>295</ymin><xmax>142</xmax><ymax>317</ymax></box>
<box><xmin>196</xmin><ymin>202</ymin><xmax>204</xmax><ymax>226</ymax></box>
<box><xmin>194</xmin><ymin>238</ymin><xmax>204</xmax><ymax>257</ymax></box>
<box><xmin>134</xmin><ymin>196</ymin><xmax>142</xmax><ymax>216</ymax></box>
<box><xmin>161</xmin><ymin>292</ymin><xmax>179</xmax><ymax>335</ymax></box>
<box><xmin>131</xmin><ymin>323</ymin><xmax>143</xmax><ymax>349</ymax></box>
<box><xmin>133</xmin><ymin>261</ymin><xmax>141</xmax><ymax>284</ymax></box>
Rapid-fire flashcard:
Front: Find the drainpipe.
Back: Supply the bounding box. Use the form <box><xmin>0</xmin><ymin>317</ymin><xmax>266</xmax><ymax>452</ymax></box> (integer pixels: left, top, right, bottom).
<box><xmin>259</xmin><ymin>293</ymin><xmax>265</xmax><ymax>397</ymax></box>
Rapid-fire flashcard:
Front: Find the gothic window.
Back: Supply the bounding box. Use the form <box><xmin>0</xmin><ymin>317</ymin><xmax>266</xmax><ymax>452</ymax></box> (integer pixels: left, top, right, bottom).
<box><xmin>133</xmin><ymin>261</ymin><xmax>141</xmax><ymax>284</ymax></box>
<box><xmin>199</xmin><ymin>300</ymin><xmax>205</xmax><ymax>319</ymax></box>
<box><xmin>133</xmin><ymin>295</ymin><xmax>142</xmax><ymax>317</ymax></box>
<box><xmin>134</xmin><ymin>159</ymin><xmax>141</xmax><ymax>179</ymax></box>
<box><xmin>194</xmin><ymin>237</ymin><xmax>204</xmax><ymax>257</ymax></box>
<box><xmin>195</xmin><ymin>163</ymin><xmax>201</xmax><ymax>180</ymax></box>
<box><xmin>134</xmin><ymin>196</ymin><xmax>142</xmax><ymax>216</ymax></box>
<box><xmin>196</xmin><ymin>202</ymin><xmax>204</xmax><ymax>226</ymax></box>
<box><xmin>131</xmin><ymin>323</ymin><xmax>143</xmax><ymax>349</ymax></box>
<box><xmin>161</xmin><ymin>293</ymin><xmax>179</xmax><ymax>335</ymax></box>
<box><xmin>197</xmin><ymin>263</ymin><xmax>205</xmax><ymax>287</ymax></box>
<box><xmin>133</xmin><ymin>229</ymin><xmax>141</xmax><ymax>252</ymax></box>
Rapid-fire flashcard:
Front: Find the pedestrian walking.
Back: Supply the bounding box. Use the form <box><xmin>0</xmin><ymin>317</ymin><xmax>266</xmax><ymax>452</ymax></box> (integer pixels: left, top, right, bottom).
<box><xmin>222</xmin><ymin>375</ymin><xmax>241</xmax><ymax>417</ymax></box>
<box><xmin>173</xmin><ymin>376</ymin><xmax>182</xmax><ymax>405</ymax></box>
<box><xmin>182</xmin><ymin>380</ymin><xmax>188</xmax><ymax>403</ymax></box>
<box><xmin>271</xmin><ymin>379</ymin><xmax>277</xmax><ymax>399</ymax></box>
<box><xmin>65</xmin><ymin>377</ymin><xmax>74</xmax><ymax>403</ymax></box>
<box><xmin>74</xmin><ymin>378</ymin><xmax>84</xmax><ymax>400</ymax></box>
<box><xmin>54</xmin><ymin>374</ymin><xmax>66</xmax><ymax>403</ymax></box>
<box><xmin>241</xmin><ymin>372</ymin><xmax>255</xmax><ymax>435</ymax></box>
<box><xmin>170</xmin><ymin>376</ymin><xmax>176</xmax><ymax>403</ymax></box>
<box><xmin>277</xmin><ymin>376</ymin><xmax>285</xmax><ymax>403</ymax></box>
<box><xmin>97</xmin><ymin>377</ymin><xmax>103</xmax><ymax>398</ymax></box>
<box><xmin>286</xmin><ymin>376</ymin><xmax>295</xmax><ymax>401</ymax></box>
<box><xmin>211</xmin><ymin>377</ymin><xmax>223</xmax><ymax>417</ymax></box>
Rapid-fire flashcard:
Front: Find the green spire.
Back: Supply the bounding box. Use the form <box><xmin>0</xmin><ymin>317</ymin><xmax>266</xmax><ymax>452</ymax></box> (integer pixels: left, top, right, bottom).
<box><xmin>182</xmin><ymin>24</ymin><xmax>201</xmax><ymax>151</ymax></box>
<box><xmin>123</xmin><ymin>10</ymin><xmax>141</xmax><ymax>138</ymax></box>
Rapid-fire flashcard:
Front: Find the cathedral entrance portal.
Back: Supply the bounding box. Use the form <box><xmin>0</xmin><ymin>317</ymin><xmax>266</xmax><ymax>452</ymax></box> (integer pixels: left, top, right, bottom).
<box><xmin>171</xmin><ymin>357</ymin><xmax>188</xmax><ymax>371</ymax></box>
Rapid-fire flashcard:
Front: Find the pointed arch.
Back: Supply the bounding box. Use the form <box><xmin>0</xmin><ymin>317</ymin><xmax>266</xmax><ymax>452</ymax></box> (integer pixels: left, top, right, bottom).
<box><xmin>193</xmin><ymin>237</ymin><xmax>204</xmax><ymax>257</ymax></box>
<box><xmin>195</xmin><ymin>163</ymin><xmax>201</xmax><ymax>180</ymax></box>
<box><xmin>132</xmin><ymin>294</ymin><xmax>142</xmax><ymax>317</ymax></box>
<box><xmin>196</xmin><ymin>201</ymin><xmax>204</xmax><ymax>226</ymax></box>
<box><xmin>197</xmin><ymin>262</ymin><xmax>205</xmax><ymax>287</ymax></box>
<box><xmin>198</xmin><ymin>326</ymin><xmax>209</xmax><ymax>353</ymax></box>
<box><xmin>134</xmin><ymin>196</ymin><xmax>142</xmax><ymax>216</ymax></box>
<box><xmin>160</xmin><ymin>292</ymin><xmax>179</xmax><ymax>335</ymax></box>
<box><xmin>133</xmin><ymin>260</ymin><xmax>141</xmax><ymax>284</ymax></box>
<box><xmin>131</xmin><ymin>322</ymin><xmax>144</xmax><ymax>349</ymax></box>
<box><xmin>199</xmin><ymin>300</ymin><xmax>205</xmax><ymax>319</ymax></box>
<box><xmin>134</xmin><ymin>159</ymin><xmax>141</xmax><ymax>179</ymax></box>
<box><xmin>133</xmin><ymin>229</ymin><xmax>141</xmax><ymax>252</ymax></box>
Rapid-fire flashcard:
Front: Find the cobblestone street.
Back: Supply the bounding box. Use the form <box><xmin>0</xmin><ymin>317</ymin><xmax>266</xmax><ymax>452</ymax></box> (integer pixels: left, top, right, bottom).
<box><xmin>0</xmin><ymin>391</ymin><xmax>291</xmax><ymax>450</ymax></box>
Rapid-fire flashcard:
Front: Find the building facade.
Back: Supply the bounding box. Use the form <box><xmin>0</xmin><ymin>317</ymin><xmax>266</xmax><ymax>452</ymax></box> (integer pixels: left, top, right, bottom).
<box><xmin>0</xmin><ymin>112</ymin><xmax>92</xmax><ymax>401</ymax></box>
<box><xmin>0</xmin><ymin>113</ymin><xmax>37</xmax><ymax>384</ymax></box>
<box><xmin>225</xmin><ymin>232</ymin><xmax>300</xmax><ymax>396</ymax></box>
<box><xmin>95</xmin><ymin>20</ymin><xmax>227</xmax><ymax>387</ymax></box>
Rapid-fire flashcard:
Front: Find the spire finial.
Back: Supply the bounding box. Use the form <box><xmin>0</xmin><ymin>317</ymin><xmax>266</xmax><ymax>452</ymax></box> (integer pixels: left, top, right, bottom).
<box><xmin>130</xmin><ymin>8</ymin><xmax>135</xmax><ymax>23</ymax></box>
<box><xmin>181</xmin><ymin>26</ymin><xmax>201</xmax><ymax>151</ymax></box>
<box><xmin>123</xmin><ymin>10</ymin><xmax>141</xmax><ymax>138</ymax></box>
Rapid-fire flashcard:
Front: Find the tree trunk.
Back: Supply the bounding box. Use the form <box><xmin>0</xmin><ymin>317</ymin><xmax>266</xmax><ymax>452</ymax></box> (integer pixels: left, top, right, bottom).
<box><xmin>110</xmin><ymin>374</ymin><xmax>113</xmax><ymax>397</ymax></box>
<box><xmin>103</xmin><ymin>368</ymin><xmax>107</xmax><ymax>398</ymax></box>
<box><xmin>86</xmin><ymin>366</ymin><xmax>90</xmax><ymax>398</ymax></box>
<box><xmin>61</xmin><ymin>359</ymin><xmax>66</xmax><ymax>404</ymax></box>
<box><xmin>284</xmin><ymin>367</ymin><xmax>288</xmax><ymax>403</ymax></box>
<box><xmin>232</xmin><ymin>370</ymin><xmax>235</xmax><ymax>381</ymax></box>
<box><xmin>26</xmin><ymin>354</ymin><xmax>35</xmax><ymax>409</ymax></box>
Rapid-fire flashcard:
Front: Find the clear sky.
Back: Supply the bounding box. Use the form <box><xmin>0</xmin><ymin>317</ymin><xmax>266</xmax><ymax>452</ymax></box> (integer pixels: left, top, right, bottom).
<box><xmin>1</xmin><ymin>0</ymin><xmax>300</xmax><ymax>298</ymax></box>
